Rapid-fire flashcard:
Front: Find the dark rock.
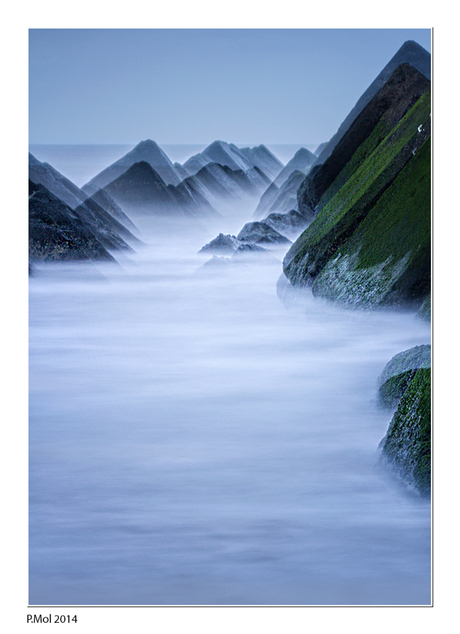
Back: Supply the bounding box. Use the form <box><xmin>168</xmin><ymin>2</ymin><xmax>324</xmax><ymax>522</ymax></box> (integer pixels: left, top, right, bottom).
<box><xmin>183</xmin><ymin>140</ymin><xmax>261</xmax><ymax>176</ymax></box>
<box><xmin>82</xmin><ymin>139</ymin><xmax>182</xmax><ymax>194</ymax></box>
<box><xmin>283</xmin><ymin>62</ymin><xmax>431</xmax><ymax>310</ymax></box>
<box><xmin>253</xmin><ymin>149</ymin><xmax>315</xmax><ymax>220</ymax></box>
<box><xmin>29</xmin><ymin>154</ymin><xmax>137</xmax><ymax>250</ymax></box>
<box><xmin>313</xmin><ymin>41</ymin><xmax>431</xmax><ymax>169</ymax></box>
<box><xmin>297</xmin><ymin>62</ymin><xmax>431</xmax><ymax>217</ymax></box>
<box><xmin>102</xmin><ymin>161</ymin><xmax>218</xmax><ymax>219</ymax></box>
<box><xmin>29</xmin><ymin>181</ymin><xmax>114</xmax><ymax>262</ymax></box>
<box><xmin>266</xmin><ymin>170</ymin><xmax>310</xmax><ymax>217</ymax></box>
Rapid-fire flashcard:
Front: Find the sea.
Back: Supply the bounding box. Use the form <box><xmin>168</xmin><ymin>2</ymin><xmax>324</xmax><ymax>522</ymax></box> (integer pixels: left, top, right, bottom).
<box><xmin>28</xmin><ymin>144</ymin><xmax>431</xmax><ymax>606</ymax></box>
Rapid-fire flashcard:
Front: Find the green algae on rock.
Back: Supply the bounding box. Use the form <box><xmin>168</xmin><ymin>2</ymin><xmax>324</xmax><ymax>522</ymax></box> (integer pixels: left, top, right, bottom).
<box><xmin>284</xmin><ymin>63</ymin><xmax>431</xmax><ymax>311</ymax></box>
<box><xmin>378</xmin><ymin>345</ymin><xmax>431</xmax><ymax>408</ymax></box>
<box><xmin>379</xmin><ymin>368</ymin><xmax>431</xmax><ymax>497</ymax></box>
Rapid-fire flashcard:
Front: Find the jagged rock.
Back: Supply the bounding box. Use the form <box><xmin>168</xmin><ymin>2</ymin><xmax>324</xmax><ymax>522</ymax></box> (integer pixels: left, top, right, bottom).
<box><xmin>237</xmin><ymin>221</ymin><xmax>291</xmax><ymax>245</ymax></box>
<box><xmin>199</xmin><ymin>233</ymin><xmax>241</xmax><ymax>254</ymax></box>
<box><xmin>201</xmin><ymin>255</ymin><xmax>233</xmax><ymax>268</ymax></box>
<box><xmin>297</xmin><ymin>62</ymin><xmax>431</xmax><ymax>218</ymax></box>
<box><xmin>265</xmin><ymin>170</ymin><xmax>309</xmax><ymax>217</ymax></box>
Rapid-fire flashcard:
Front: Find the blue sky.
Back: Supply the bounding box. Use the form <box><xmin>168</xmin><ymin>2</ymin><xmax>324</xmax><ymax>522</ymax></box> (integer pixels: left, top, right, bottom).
<box><xmin>29</xmin><ymin>28</ymin><xmax>431</xmax><ymax>146</ymax></box>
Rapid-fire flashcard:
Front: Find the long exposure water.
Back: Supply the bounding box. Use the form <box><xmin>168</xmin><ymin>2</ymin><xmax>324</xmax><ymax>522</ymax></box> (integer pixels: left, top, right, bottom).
<box><xmin>29</xmin><ymin>214</ymin><xmax>431</xmax><ymax>606</ymax></box>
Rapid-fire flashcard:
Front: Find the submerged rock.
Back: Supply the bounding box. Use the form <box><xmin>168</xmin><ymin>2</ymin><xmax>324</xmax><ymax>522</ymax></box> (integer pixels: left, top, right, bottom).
<box><xmin>379</xmin><ymin>367</ymin><xmax>431</xmax><ymax>498</ymax></box>
<box><xmin>199</xmin><ymin>233</ymin><xmax>241</xmax><ymax>255</ymax></box>
<box><xmin>378</xmin><ymin>345</ymin><xmax>431</xmax><ymax>408</ymax></box>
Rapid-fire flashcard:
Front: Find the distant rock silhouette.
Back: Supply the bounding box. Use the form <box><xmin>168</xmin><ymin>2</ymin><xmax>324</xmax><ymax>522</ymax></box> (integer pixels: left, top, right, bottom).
<box><xmin>82</xmin><ymin>139</ymin><xmax>183</xmax><ymax>195</ymax></box>
<box><xmin>101</xmin><ymin>160</ymin><xmax>219</xmax><ymax>218</ymax></box>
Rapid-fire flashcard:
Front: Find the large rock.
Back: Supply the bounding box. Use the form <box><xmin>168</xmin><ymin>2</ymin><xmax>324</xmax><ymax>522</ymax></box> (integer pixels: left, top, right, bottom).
<box><xmin>283</xmin><ymin>62</ymin><xmax>431</xmax><ymax>310</ymax></box>
<box><xmin>313</xmin><ymin>40</ymin><xmax>431</xmax><ymax>169</ymax></box>
<box><xmin>29</xmin><ymin>154</ymin><xmax>138</xmax><ymax>250</ymax></box>
<box><xmin>29</xmin><ymin>181</ymin><xmax>114</xmax><ymax>262</ymax></box>
<box><xmin>297</xmin><ymin>62</ymin><xmax>430</xmax><ymax>218</ymax></box>
<box><xmin>101</xmin><ymin>160</ymin><xmax>218</xmax><ymax>219</ymax></box>
<box><xmin>82</xmin><ymin>139</ymin><xmax>183</xmax><ymax>194</ymax></box>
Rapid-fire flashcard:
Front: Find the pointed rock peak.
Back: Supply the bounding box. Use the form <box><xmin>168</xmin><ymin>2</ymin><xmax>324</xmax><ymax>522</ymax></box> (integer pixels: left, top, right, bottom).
<box><xmin>207</xmin><ymin>140</ymin><xmax>229</xmax><ymax>150</ymax></box>
<box><xmin>122</xmin><ymin>160</ymin><xmax>165</xmax><ymax>181</ymax></box>
<box><xmin>398</xmin><ymin>40</ymin><xmax>430</xmax><ymax>55</ymax></box>
<box><xmin>134</xmin><ymin>139</ymin><xmax>160</xmax><ymax>150</ymax></box>
<box><xmin>293</xmin><ymin>147</ymin><xmax>314</xmax><ymax>159</ymax></box>
<box><xmin>388</xmin><ymin>39</ymin><xmax>431</xmax><ymax>79</ymax></box>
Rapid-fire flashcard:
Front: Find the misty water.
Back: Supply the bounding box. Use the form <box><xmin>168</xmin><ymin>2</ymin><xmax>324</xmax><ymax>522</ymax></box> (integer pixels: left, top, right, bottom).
<box><xmin>29</xmin><ymin>215</ymin><xmax>431</xmax><ymax>606</ymax></box>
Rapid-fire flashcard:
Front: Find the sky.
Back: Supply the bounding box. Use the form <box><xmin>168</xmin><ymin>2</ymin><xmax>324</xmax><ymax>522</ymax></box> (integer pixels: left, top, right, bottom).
<box><xmin>29</xmin><ymin>28</ymin><xmax>431</xmax><ymax>147</ymax></box>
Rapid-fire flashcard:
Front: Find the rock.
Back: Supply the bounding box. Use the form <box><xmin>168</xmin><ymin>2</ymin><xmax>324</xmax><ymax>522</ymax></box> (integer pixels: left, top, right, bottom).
<box><xmin>379</xmin><ymin>367</ymin><xmax>431</xmax><ymax>498</ymax></box>
<box><xmin>29</xmin><ymin>181</ymin><xmax>114</xmax><ymax>262</ymax></box>
<box><xmin>417</xmin><ymin>293</ymin><xmax>431</xmax><ymax>322</ymax></box>
<box><xmin>313</xmin><ymin>40</ymin><xmax>431</xmax><ymax>169</ymax></box>
<box><xmin>29</xmin><ymin>154</ymin><xmax>137</xmax><ymax>251</ymax></box>
<box><xmin>264</xmin><ymin>209</ymin><xmax>310</xmax><ymax>239</ymax></box>
<box><xmin>273</xmin><ymin>147</ymin><xmax>316</xmax><ymax>188</ymax></box>
<box><xmin>183</xmin><ymin>140</ymin><xmax>272</xmax><ymax>177</ymax></box>
<box><xmin>252</xmin><ymin>150</ymin><xmax>315</xmax><ymax>220</ymax></box>
<box><xmin>283</xmin><ymin>62</ymin><xmax>431</xmax><ymax>310</ymax></box>
<box><xmin>199</xmin><ymin>233</ymin><xmax>241</xmax><ymax>255</ymax></box>
<box><xmin>296</xmin><ymin>62</ymin><xmax>431</xmax><ymax>218</ymax></box>
<box><xmin>237</xmin><ymin>221</ymin><xmax>291</xmax><ymax>245</ymax></box>
<box><xmin>101</xmin><ymin>161</ymin><xmax>218</xmax><ymax>219</ymax></box>
<box><xmin>231</xmin><ymin>242</ymin><xmax>273</xmax><ymax>260</ymax></box>
<box><xmin>378</xmin><ymin>345</ymin><xmax>431</xmax><ymax>408</ymax></box>
<box><xmin>239</xmin><ymin>144</ymin><xmax>284</xmax><ymax>181</ymax></box>
<box><xmin>82</xmin><ymin>139</ymin><xmax>183</xmax><ymax>194</ymax></box>
<box><xmin>200</xmin><ymin>255</ymin><xmax>233</xmax><ymax>268</ymax></box>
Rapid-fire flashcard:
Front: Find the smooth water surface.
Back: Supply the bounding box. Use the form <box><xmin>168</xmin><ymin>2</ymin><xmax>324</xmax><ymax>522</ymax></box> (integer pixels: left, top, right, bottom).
<box><xmin>29</xmin><ymin>222</ymin><xmax>431</xmax><ymax>605</ymax></box>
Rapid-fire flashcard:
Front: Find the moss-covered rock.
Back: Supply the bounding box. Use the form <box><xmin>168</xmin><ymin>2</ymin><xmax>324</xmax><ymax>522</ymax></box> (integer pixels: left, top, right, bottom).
<box><xmin>379</xmin><ymin>368</ymin><xmax>431</xmax><ymax>497</ymax></box>
<box><xmin>284</xmin><ymin>85</ymin><xmax>431</xmax><ymax>309</ymax></box>
<box><xmin>378</xmin><ymin>344</ymin><xmax>431</xmax><ymax>408</ymax></box>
